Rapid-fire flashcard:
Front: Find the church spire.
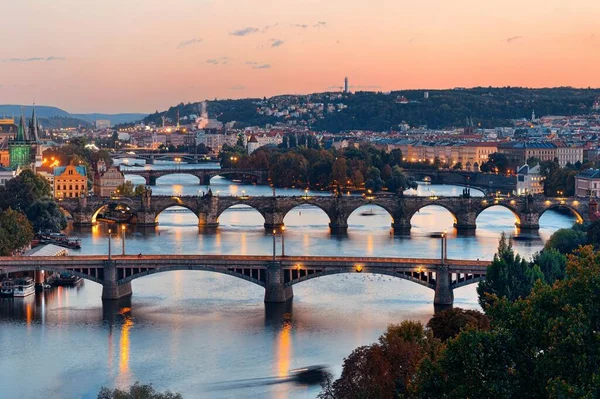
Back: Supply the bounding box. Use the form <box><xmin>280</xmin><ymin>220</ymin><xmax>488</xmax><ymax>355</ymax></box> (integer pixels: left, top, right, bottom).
<box><xmin>16</xmin><ymin>110</ymin><xmax>26</xmax><ymax>142</ymax></box>
<box><xmin>30</xmin><ymin>104</ymin><xmax>39</xmax><ymax>141</ymax></box>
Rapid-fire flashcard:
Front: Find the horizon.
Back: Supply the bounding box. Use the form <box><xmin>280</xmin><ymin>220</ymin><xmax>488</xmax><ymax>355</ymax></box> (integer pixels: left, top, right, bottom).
<box><xmin>2</xmin><ymin>1</ymin><xmax>600</xmax><ymax>113</ymax></box>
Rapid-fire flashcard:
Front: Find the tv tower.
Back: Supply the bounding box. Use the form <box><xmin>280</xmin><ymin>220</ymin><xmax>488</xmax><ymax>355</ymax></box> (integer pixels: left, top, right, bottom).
<box><xmin>344</xmin><ymin>77</ymin><xmax>349</xmax><ymax>93</ymax></box>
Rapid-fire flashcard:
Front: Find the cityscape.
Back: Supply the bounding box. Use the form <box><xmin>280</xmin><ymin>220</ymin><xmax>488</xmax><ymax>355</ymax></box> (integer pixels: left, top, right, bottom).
<box><xmin>2</xmin><ymin>1</ymin><xmax>600</xmax><ymax>398</ymax></box>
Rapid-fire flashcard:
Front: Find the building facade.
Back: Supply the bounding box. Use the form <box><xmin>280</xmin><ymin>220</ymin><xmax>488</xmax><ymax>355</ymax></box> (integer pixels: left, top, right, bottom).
<box><xmin>516</xmin><ymin>164</ymin><xmax>545</xmax><ymax>195</ymax></box>
<box><xmin>556</xmin><ymin>145</ymin><xmax>584</xmax><ymax>167</ymax></box>
<box><xmin>53</xmin><ymin>164</ymin><xmax>88</xmax><ymax>199</ymax></box>
<box><xmin>93</xmin><ymin>164</ymin><xmax>125</xmax><ymax>197</ymax></box>
<box><xmin>575</xmin><ymin>169</ymin><xmax>600</xmax><ymax>198</ymax></box>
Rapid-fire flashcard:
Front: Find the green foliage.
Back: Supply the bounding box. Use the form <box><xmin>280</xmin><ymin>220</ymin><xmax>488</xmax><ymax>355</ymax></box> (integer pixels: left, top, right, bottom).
<box><xmin>25</xmin><ymin>201</ymin><xmax>67</xmax><ymax>233</ymax></box>
<box><xmin>0</xmin><ymin>208</ymin><xmax>34</xmax><ymax>255</ymax></box>
<box><xmin>97</xmin><ymin>382</ymin><xmax>182</xmax><ymax>399</ymax></box>
<box><xmin>544</xmin><ymin>228</ymin><xmax>587</xmax><ymax>254</ymax></box>
<box><xmin>0</xmin><ymin>169</ymin><xmax>52</xmax><ymax>212</ymax></box>
<box><xmin>531</xmin><ymin>248</ymin><xmax>568</xmax><ymax>282</ymax></box>
<box><xmin>480</xmin><ymin>152</ymin><xmax>508</xmax><ymax>174</ymax></box>
<box><xmin>477</xmin><ymin>233</ymin><xmax>544</xmax><ymax>308</ymax></box>
<box><xmin>587</xmin><ymin>221</ymin><xmax>600</xmax><ymax>248</ymax></box>
<box><xmin>426</xmin><ymin>308</ymin><xmax>490</xmax><ymax>342</ymax></box>
<box><xmin>115</xmin><ymin>181</ymin><xmax>146</xmax><ymax>197</ymax></box>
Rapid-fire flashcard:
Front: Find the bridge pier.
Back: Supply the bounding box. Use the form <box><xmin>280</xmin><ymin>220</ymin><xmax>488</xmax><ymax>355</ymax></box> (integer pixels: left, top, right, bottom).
<box><xmin>264</xmin><ymin>212</ymin><xmax>285</xmax><ymax>231</ymax></box>
<box><xmin>433</xmin><ymin>265</ymin><xmax>454</xmax><ymax>308</ymax></box>
<box><xmin>454</xmin><ymin>211</ymin><xmax>477</xmax><ymax>230</ymax></box>
<box><xmin>72</xmin><ymin>211</ymin><xmax>94</xmax><ymax>226</ymax></box>
<box><xmin>198</xmin><ymin>212</ymin><xmax>219</xmax><ymax>229</ymax></box>
<box><xmin>392</xmin><ymin>217</ymin><xmax>412</xmax><ymax>233</ymax></box>
<box><xmin>102</xmin><ymin>260</ymin><xmax>133</xmax><ymax>300</ymax></box>
<box><xmin>516</xmin><ymin>212</ymin><xmax>540</xmax><ymax>230</ymax></box>
<box><xmin>136</xmin><ymin>211</ymin><xmax>157</xmax><ymax>226</ymax></box>
<box><xmin>264</xmin><ymin>261</ymin><xmax>293</xmax><ymax>303</ymax></box>
<box><xmin>148</xmin><ymin>175</ymin><xmax>157</xmax><ymax>186</ymax></box>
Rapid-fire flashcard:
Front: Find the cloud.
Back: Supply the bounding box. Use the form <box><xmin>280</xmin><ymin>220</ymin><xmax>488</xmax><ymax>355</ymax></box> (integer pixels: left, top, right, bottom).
<box><xmin>271</xmin><ymin>39</ymin><xmax>284</xmax><ymax>48</ymax></box>
<box><xmin>206</xmin><ymin>59</ymin><xmax>219</xmax><ymax>65</ymax></box>
<box><xmin>293</xmin><ymin>22</ymin><xmax>326</xmax><ymax>29</ymax></box>
<box><xmin>261</xmin><ymin>23</ymin><xmax>278</xmax><ymax>33</ymax></box>
<box><xmin>177</xmin><ymin>38</ymin><xmax>202</xmax><ymax>49</ymax></box>
<box><xmin>2</xmin><ymin>56</ymin><xmax>66</xmax><ymax>62</ymax></box>
<box><xmin>231</xmin><ymin>27</ymin><xmax>260</xmax><ymax>36</ymax></box>
<box><xmin>253</xmin><ymin>64</ymin><xmax>271</xmax><ymax>69</ymax></box>
<box><xmin>506</xmin><ymin>36</ymin><xmax>523</xmax><ymax>43</ymax></box>
<box><xmin>313</xmin><ymin>21</ymin><xmax>327</xmax><ymax>28</ymax></box>
<box><xmin>293</xmin><ymin>24</ymin><xmax>309</xmax><ymax>29</ymax></box>
<box><xmin>229</xmin><ymin>85</ymin><xmax>245</xmax><ymax>90</ymax></box>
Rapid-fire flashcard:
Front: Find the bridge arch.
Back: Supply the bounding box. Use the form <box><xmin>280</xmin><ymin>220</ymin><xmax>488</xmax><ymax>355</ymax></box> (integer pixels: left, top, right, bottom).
<box><xmin>91</xmin><ymin>200</ymin><xmax>136</xmax><ymax>224</ymax></box>
<box><xmin>154</xmin><ymin>205</ymin><xmax>199</xmax><ymax>224</ymax></box>
<box><xmin>216</xmin><ymin>202</ymin><xmax>267</xmax><ymax>225</ymax></box>
<box><xmin>2</xmin><ymin>266</ymin><xmax>103</xmax><ymax>285</ymax></box>
<box><xmin>476</xmin><ymin>203</ymin><xmax>522</xmax><ymax>227</ymax></box>
<box><xmin>409</xmin><ymin>204</ymin><xmax>459</xmax><ymax>227</ymax></box>
<box><xmin>155</xmin><ymin>173</ymin><xmax>201</xmax><ymax>185</ymax></box>
<box><xmin>347</xmin><ymin>204</ymin><xmax>395</xmax><ymax>227</ymax></box>
<box><xmin>539</xmin><ymin>204</ymin><xmax>584</xmax><ymax>225</ymax></box>
<box><xmin>284</xmin><ymin>267</ymin><xmax>435</xmax><ymax>289</ymax></box>
<box><xmin>282</xmin><ymin>203</ymin><xmax>332</xmax><ymax>228</ymax></box>
<box><xmin>117</xmin><ymin>265</ymin><xmax>266</xmax><ymax>287</ymax></box>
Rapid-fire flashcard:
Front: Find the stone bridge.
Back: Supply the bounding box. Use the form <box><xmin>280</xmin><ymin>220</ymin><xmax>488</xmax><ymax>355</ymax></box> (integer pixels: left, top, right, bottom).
<box><xmin>0</xmin><ymin>255</ymin><xmax>490</xmax><ymax>306</ymax></box>
<box><xmin>58</xmin><ymin>192</ymin><xmax>595</xmax><ymax>232</ymax></box>
<box><xmin>112</xmin><ymin>152</ymin><xmax>215</xmax><ymax>164</ymax></box>
<box><xmin>119</xmin><ymin>167</ymin><xmax>268</xmax><ymax>185</ymax></box>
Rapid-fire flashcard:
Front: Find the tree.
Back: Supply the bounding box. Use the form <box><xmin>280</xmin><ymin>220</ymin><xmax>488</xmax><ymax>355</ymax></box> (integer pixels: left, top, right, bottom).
<box><xmin>426</xmin><ymin>308</ymin><xmax>490</xmax><ymax>342</ymax></box>
<box><xmin>531</xmin><ymin>248</ymin><xmax>567</xmax><ymax>283</ymax></box>
<box><xmin>25</xmin><ymin>201</ymin><xmax>67</xmax><ymax>233</ymax></box>
<box><xmin>586</xmin><ymin>220</ymin><xmax>600</xmax><ymax>247</ymax></box>
<box><xmin>544</xmin><ymin>227</ymin><xmax>587</xmax><ymax>254</ymax></box>
<box><xmin>477</xmin><ymin>233</ymin><xmax>544</xmax><ymax>308</ymax></box>
<box><xmin>331</xmin><ymin>157</ymin><xmax>348</xmax><ymax>187</ymax></box>
<box><xmin>452</xmin><ymin>162</ymin><xmax>462</xmax><ymax>170</ymax></box>
<box><xmin>0</xmin><ymin>169</ymin><xmax>52</xmax><ymax>212</ymax></box>
<box><xmin>97</xmin><ymin>382</ymin><xmax>182</xmax><ymax>399</ymax></box>
<box><xmin>386</xmin><ymin>166</ymin><xmax>417</xmax><ymax>194</ymax></box>
<box><xmin>116</xmin><ymin>181</ymin><xmax>146</xmax><ymax>197</ymax></box>
<box><xmin>0</xmin><ymin>208</ymin><xmax>34</xmax><ymax>255</ymax></box>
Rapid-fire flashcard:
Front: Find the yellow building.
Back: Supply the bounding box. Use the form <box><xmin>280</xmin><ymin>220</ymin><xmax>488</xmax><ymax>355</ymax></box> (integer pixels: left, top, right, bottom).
<box><xmin>53</xmin><ymin>163</ymin><xmax>88</xmax><ymax>198</ymax></box>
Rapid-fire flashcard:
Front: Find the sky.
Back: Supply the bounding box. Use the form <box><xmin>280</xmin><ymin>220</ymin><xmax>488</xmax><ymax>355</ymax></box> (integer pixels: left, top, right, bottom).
<box><xmin>1</xmin><ymin>0</ymin><xmax>600</xmax><ymax>113</ymax></box>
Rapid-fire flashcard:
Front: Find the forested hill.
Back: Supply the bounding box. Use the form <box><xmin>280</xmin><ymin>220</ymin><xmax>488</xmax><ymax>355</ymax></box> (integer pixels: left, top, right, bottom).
<box><xmin>143</xmin><ymin>87</ymin><xmax>600</xmax><ymax>132</ymax></box>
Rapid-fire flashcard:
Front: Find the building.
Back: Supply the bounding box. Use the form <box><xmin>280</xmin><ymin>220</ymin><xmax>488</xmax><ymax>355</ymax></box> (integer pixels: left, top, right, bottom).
<box><xmin>247</xmin><ymin>134</ymin><xmax>260</xmax><ymax>154</ymax></box>
<box><xmin>53</xmin><ymin>163</ymin><xmax>88</xmax><ymax>199</ymax></box>
<box><xmin>95</xmin><ymin>119</ymin><xmax>111</xmax><ymax>129</ymax></box>
<box><xmin>196</xmin><ymin>132</ymin><xmax>239</xmax><ymax>154</ymax></box>
<box><xmin>516</xmin><ymin>164</ymin><xmax>544</xmax><ymax>195</ymax></box>
<box><xmin>556</xmin><ymin>145</ymin><xmax>584</xmax><ymax>167</ymax></box>
<box><xmin>8</xmin><ymin>108</ymin><xmax>42</xmax><ymax>168</ymax></box>
<box><xmin>575</xmin><ymin>169</ymin><xmax>600</xmax><ymax>198</ymax></box>
<box><xmin>344</xmin><ymin>77</ymin><xmax>349</xmax><ymax>93</ymax></box>
<box><xmin>93</xmin><ymin>161</ymin><xmax>124</xmax><ymax>197</ymax></box>
<box><xmin>0</xmin><ymin>165</ymin><xmax>20</xmax><ymax>186</ymax></box>
<box><xmin>498</xmin><ymin>142</ymin><xmax>557</xmax><ymax>169</ymax></box>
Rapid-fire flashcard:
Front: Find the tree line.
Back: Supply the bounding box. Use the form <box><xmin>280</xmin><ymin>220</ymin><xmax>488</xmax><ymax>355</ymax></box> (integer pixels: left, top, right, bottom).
<box><xmin>220</xmin><ymin>142</ymin><xmax>419</xmax><ymax>193</ymax></box>
<box><xmin>319</xmin><ymin>220</ymin><xmax>600</xmax><ymax>398</ymax></box>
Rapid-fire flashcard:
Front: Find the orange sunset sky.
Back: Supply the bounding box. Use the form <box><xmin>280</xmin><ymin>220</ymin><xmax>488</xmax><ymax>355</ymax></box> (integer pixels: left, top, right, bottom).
<box><xmin>1</xmin><ymin>0</ymin><xmax>599</xmax><ymax>113</ymax></box>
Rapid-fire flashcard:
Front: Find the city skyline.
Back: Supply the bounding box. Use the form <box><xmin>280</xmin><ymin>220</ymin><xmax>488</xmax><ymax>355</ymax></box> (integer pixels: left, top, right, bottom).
<box><xmin>2</xmin><ymin>0</ymin><xmax>600</xmax><ymax>113</ymax></box>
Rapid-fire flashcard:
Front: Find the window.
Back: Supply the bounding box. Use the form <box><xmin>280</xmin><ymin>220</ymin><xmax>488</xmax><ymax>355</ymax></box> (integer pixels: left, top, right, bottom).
<box><xmin>69</xmin><ymin>185</ymin><xmax>72</xmax><ymax>190</ymax></box>
<box><xmin>75</xmin><ymin>184</ymin><xmax>79</xmax><ymax>190</ymax></box>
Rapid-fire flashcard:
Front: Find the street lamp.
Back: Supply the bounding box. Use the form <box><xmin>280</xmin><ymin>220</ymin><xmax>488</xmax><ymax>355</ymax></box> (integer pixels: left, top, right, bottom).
<box><xmin>430</xmin><ymin>230</ymin><xmax>447</xmax><ymax>265</ymax></box>
<box><xmin>272</xmin><ymin>228</ymin><xmax>277</xmax><ymax>262</ymax></box>
<box><xmin>121</xmin><ymin>224</ymin><xmax>126</xmax><ymax>255</ymax></box>
<box><xmin>108</xmin><ymin>228</ymin><xmax>112</xmax><ymax>260</ymax></box>
<box><xmin>281</xmin><ymin>225</ymin><xmax>285</xmax><ymax>257</ymax></box>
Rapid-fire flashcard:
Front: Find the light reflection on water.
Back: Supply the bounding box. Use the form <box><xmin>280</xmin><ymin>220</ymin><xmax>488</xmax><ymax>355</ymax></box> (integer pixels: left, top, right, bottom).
<box><xmin>0</xmin><ymin>175</ymin><xmax>577</xmax><ymax>399</ymax></box>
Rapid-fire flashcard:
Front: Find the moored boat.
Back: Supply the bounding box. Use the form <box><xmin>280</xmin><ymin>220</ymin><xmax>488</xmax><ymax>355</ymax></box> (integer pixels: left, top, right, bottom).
<box><xmin>53</xmin><ymin>273</ymin><xmax>83</xmax><ymax>286</ymax></box>
<box><xmin>13</xmin><ymin>277</ymin><xmax>35</xmax><ymax>297</ymax></box>
<box><xmin>1</xmin><ymin>280</ymin><xmax>14</xmax><ymax>297</ymax></box>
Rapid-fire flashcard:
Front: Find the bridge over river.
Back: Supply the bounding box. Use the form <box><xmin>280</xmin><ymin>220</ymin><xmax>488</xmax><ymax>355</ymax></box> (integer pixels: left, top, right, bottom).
<box><xmin>58</xmin><ymin>192</ymin><xmax>595</xmax><ymax>232</ymax></box>
<box><xmin>0</xmin><ymin>255</ymin><xmax>489</xmax><ymax>306</ymax></box>
<box><xmin>119</xmin><ymin>166</ymin><xmax>268</xmax><ymax>185</ymax></box>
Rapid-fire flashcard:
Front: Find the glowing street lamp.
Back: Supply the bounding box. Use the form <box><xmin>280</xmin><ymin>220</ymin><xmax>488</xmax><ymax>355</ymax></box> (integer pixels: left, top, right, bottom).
<box><xmin>108</xmin><ymin>228</ymin><xmax>112</xmax><ymax>260</ymax></box>
<box><xmin>121</xmin><ymin>224</ymin><xmax>126</xmax><ymax>255</ymax></box>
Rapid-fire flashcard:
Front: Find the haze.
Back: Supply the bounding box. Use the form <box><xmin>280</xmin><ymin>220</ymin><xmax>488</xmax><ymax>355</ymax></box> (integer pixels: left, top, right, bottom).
<box><xmin>1</xmin><ymin>0</ymin><xmax>599</xmax><ymax>113</ymax></box>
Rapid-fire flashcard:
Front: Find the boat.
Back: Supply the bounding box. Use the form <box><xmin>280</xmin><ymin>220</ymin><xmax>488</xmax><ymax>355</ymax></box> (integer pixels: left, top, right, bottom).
<box><xmin>53</xmin><ymin>273</ymin><xmax>83</xmax><ymax>286</ymax></box>
<box><xmin>37</xmin><ymin>232</ymin><xmax>82</xmax><ymax>249</ymax></box>
<box><xmin>289</xmin><ymin>366</ymin><xmax>328</xmax><ymax>384</ymax></box>
<box><xmin>1</xmin><ymin>280</ymin><xmax>14</xmax><ymax>297</ymax></box>
<box><xmin>360</xmin><ymin>209</ymin><xmax>375</xmax><ymax>216</ymax></box>
<box><xmin>13</xmin><ymin>277</ymin><xmax>35</xmax><ymax>297</ymax></box>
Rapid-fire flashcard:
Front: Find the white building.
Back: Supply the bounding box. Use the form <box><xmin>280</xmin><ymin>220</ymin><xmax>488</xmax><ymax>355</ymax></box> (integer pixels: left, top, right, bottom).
<box><xmin>575</xmin><ymin>169</ymin><xmax>600</xmax><ymax>198</ymax></box>
<box><xmin>95</xmin><ymin>120</ymin><xmax>111</xmax><ymax>129</ymax></box>
<box><xmin>556</xmin><ymin>146</ymin><xmax>584</xmax><ymax>167</ymax></box>
<box><xmin>516</xmin><ymin>164</ymin><xmax>544</xmax><ymax>195</ymax></box>
<box><xmin>196</xmin><ymin>131</ymin><xmax>239</xmax><ymax>154</ymax></box>
<box><xmin>247</xmin><ymin>134</ymin><xmax>260</xmax><ymax>154</ymax></box>
<box><xmin>0</xmin><ymin>166</ymin><xmax>19</xmax><ymax>186</ymax></box>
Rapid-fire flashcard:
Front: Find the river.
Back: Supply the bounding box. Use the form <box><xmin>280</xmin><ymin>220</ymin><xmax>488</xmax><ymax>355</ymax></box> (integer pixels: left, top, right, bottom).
<box><xmin>0</xmin><ymin>161</ymin><xmax>576</xmax><ymax>398</ymax></box>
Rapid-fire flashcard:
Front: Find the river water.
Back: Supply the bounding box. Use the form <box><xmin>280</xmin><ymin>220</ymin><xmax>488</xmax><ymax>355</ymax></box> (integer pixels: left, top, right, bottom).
<box><xmin>0</xmin><ymin>162</ymin><xmax>576</xmax><ymax>398</ymax></box>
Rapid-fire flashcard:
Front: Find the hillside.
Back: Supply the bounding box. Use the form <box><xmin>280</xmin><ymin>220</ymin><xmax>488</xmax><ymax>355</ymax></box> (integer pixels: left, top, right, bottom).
<box><xmin>143</xmin><ymin>87</ymin><xmax>600</xmax><ymax>132</ymax></box>
<box><xmin>0</xmin><ymin>105</ymin><xmax>147</xmax><ymax>126</ymax></box>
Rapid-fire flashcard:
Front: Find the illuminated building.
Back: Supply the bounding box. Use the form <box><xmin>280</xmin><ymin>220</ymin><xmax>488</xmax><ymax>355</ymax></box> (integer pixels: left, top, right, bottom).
<box><xmin>93</xmin><ymin>161</ymin><xmax>125</xmax><ymax>197</ymax></box>
<box><xmin>53</xmin><ymin>162</ymin><xmax>88</xmax><ymax>198</ymax></box>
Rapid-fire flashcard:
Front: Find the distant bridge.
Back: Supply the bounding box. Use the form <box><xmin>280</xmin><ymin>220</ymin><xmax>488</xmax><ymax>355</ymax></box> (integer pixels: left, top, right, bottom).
<box><xmin>58</xmin><ymin>193</ymin><xmax>594</xmax><ymax>232</ymax></box>
<box><xmin>0</xmin><ymin>255</ymin><xmax>489</xmax><ymax>306</ymax></box>
<box><xmin>119</xmin><ymin>166</ymin><xmax>268</xmax><ymax>185</ymax></box>
<box><xmin>112</xmin><ymin>151</ymin><xmax>215</xmax><ymax>164</ymax></box>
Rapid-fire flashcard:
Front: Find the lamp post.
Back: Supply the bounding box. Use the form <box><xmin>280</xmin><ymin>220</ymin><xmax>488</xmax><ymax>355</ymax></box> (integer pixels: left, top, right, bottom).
<box><xmin>430</xmin><ymin>230</ymin><xmax>447</xmax><ymax>265</ymax></box>
<box><xmin>121</xmin><ymin>224</ymin><xmax>126</xmax><ymax>255</ymax></box>
<box><xmin>281</xmin><ymin>226</ymin><xmax>285</xmax><ymax>257</ymax></box>
<box><xmin>108</xmin><ymin>228</ymin><xmax>112</xmax><ymax>260</ymax></box>
<box><xmin>272</xmin><ymin>228</ymin><xmax>277</xmax><ymax>262</ymax></box>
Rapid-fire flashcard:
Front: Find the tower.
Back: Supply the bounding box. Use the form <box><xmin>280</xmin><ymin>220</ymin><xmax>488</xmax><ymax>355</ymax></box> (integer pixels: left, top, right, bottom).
<box><xmin>532</xmin><ymin>110</ymin><xmax>536</xmax><ymax>122</ymax></box>
<box><xmin>9</xmin><ymin>111</ymin><xmax>32</xmax><ymax>168</ymax></box>
<box><xmin>344</xmin><ymin>77</ymin><xmax>349</xmax><ymax>93</ymax></box>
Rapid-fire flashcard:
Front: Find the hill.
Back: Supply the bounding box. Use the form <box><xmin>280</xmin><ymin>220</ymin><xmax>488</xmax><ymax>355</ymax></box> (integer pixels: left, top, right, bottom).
<box><xmin>0</xmin><ymin>105</ymin><xmax>147</xmax><ymax>126</ymax></box>
<box><xmin>143</xmin><ymin>87</ymin><xmax>600</xmax><ymax>132</ymax></box>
